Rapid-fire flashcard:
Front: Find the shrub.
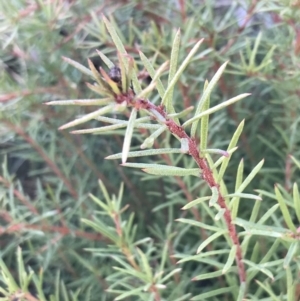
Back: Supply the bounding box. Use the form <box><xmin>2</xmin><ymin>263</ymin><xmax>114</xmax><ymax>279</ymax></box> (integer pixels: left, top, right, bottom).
<box><xmin>1</xmin><ymin>1</ymin><xmax>300</xmax><ymax>300</ymax></box>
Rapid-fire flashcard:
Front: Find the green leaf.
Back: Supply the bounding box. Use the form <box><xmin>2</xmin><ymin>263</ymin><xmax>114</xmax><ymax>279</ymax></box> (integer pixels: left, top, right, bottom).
<box><xmin>233</xmin><ymin>159</ymin><xmax>264</xmax><ymax>194</ymax></box>
<box><xmin>160</xmin><ymin>268</ymin><xmax>181</xmax><ymax>283</ymax></box>
<box><xmin>249</xmin><ymin>32</ymin><xmax>262</xmax><ymax>70</ymax></box>
<box><xmin>234</xmin><ymin>218</ymin><xmax>291</xmax><ymax>238</ymax></box>
<box><xmin>286</xmin><ymin>267</ymin><xmax>296</xmax><ymax>301</ymax></box>
<box><xmin>293</xmin><ymin>183</ymin><xmax>300</xmax><ymax>222</ymax></box>
<box><xmin>106</xmin><ymin>148</ymin><xmax>182</xmax><ymax>160</ymax></box>
<box><xmin>227</xmin><ymin>193</ymin><xmax>262</xmax><ymax>200</ymax></box>
<box><xmin>114</xmin><ymin>287</ymin><xmax>144</xmax><ymax>301</ymax></box>
<box><xmin>62</xmin><ymin>56</ymin><xmax>93</xmax><ymax>77</ymax></box>
<box><xmin>283</xmin><ymin>241</ymin><xmax>298</xmax><ymax>268</ymax></box>
<box><xmin>274</xmin><ymin>185</ymin><xmax>296</xmax><ymax>231</ymax></box>
<box><xmin>81</xmin><ymin>219</ymin><xmax>117</xmax><ymax>242</ymax></box>
<box><xmin>176</xmin><ymin>218</ymin><xmax>222</xmax><ymax>232</ymax></box>
<box><xmin>141</xmin><ymin>125</ymin><xmax>167</xmax><ymax>149</ymax></box>
<box><xmin>255</xmin><ymin>280</ymin><xmax>281</xmax><ymax>301</ymax></box>
<box><xmin>181</xmin><ymin>196</ymin><xmax>211</xmax><ymax>210</ymax></box>
<box><xmin>232</xmin><ymin>159</ymin><xmax>244</xmax><ymax>219</ymax></box>
<box><xmin>161</xmin><ymin>39</ymin><xmax>204</xmax><ymax>111</ymax></box>
<box><xmin>71</xmin><ymin>123</ymin><xmax>127</xmax><ymax>134</ymax></box>
<box><xmin>136</xmin><ymin>248</ymin><xmax>152</xmax><ymax>280</ymax></box>
<box><xmin>222</xmin><ymin>245</ymin><xmax>237</xmax><ymax>274</ymax></box>
<box><xmin>237</xmin><ymin>282</ymin><xmax>247</xmax><ymax>301</ymax></box>
<box><xmin>122</xmin><ymin>163</ymin><xmax>200</xmax><ymax>176</ymax></box>
<box><xmin>45</xmin><ymin>98</ymin><xmax>113</xmax><ymax>106</ymax></box>
<box><xmin>59</xmin><ymin>105</ymin><xmax>114</xmax><ymax>130</ymax></box>
<box><xmin>257</xmin><ymin>204</ymin><xmax>279</xmax><ymax>225</ymax></box>
<box><xmin>96</xmin><ymin>49</ymin><xmax>114</xmax><ymax>68</ymax></box>
<box><xmin>143</xmin><ymin>166</ymin><xmax>201</xmax><ymax>177</ymax></box>
<box><xmin>118</xmin><ymin>52</ymin><xmax>128</xmax><ymax>93</ymax></box>
<box><xmin>197</xmin><ymin>230</ymin><xmax>227</xmax><ymax>254</ymax></box>
<box><xmin>88</xmin><ymin>59</ymin><xmax>106</xmax><ymax>86</ymax></box>
<box><xmin>113</xmin><ymin>267</ymin><xmax>148</xmax><ymax>282</ymax></box>
<box><xmin>168</xmin><ymin>106</ymin><xmax>194</xmax><ymax>118</ymax></box>
<box><xmin>192</xmin><ymin>269</ymin><xmax>223</xmax><ymax>281</ymax></box>
<box><xmin>103</xmin><ymin>16</ymin><xmax>142</xmax><ymax>94</ymax></box>
<box><xmin>244</xmin><ymin>260</ymin><xmax>274</xmax><ymax>280</ymax></box>
<box><xmin>184</xmin><ymin>93</ymin><xmax>250</xmax><ymax>127</ymax></box>
<box><xmin>291</xmin><ymin>155</ymin><xmax>300</xmax><ymax>169</ymax></box>
<box><xmin>200</xmin><ymin>80</ymin><xmax>210</xmax><ymax>148</ymax></box>
<box><xmin>191</xmin><ymin>286</ymin><xmax>236</xmax><ymax>300</ymax></box>
<box><xmin>122</xmin><ymin>108</ymin><xmax>137</xmax><ymax>163</ymax></box>
<box><xmin>189</xmin><ymin>61</ymin><xmax>228</xmax><ymax>134</ymax></box>
<box><xmin>164</xmin><ymin>29</ymin><xmax>181</xmax><ymax>115</ymax></box>
<box><xmin>217</xmin><ymin>120</ymin><xmax>244</xmax><ymax>182</ymax></box>
<box><xmin>0</xmin><ymin>257</ymin><xmax>19</xmax><ymax>292</ymax></box>
<box><xmin>102</xmin><ymin>16</ymin><xmax>127</xmax><ymax>54</ymax></box>
<box><xmin>139</xmin><ymin>51</ymin><xmax>166</xmax><ymax>98</ymax></box>
<box><xmin>88</xmin><ymin>193</ymin><xmax>109</xmax><ymax>212</ymax></box>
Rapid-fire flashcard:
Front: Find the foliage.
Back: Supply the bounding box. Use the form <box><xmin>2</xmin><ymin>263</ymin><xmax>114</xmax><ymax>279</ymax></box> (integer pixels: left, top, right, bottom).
<box><xmin>1</xmin><ymin>1</ymin><xmax>300</xmax><ymax>301</ymax></box>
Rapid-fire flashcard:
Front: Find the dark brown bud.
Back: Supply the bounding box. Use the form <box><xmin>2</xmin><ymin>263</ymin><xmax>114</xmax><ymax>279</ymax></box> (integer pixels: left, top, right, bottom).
<box><xmin>108</xmin><ymin>66</ymin><xmax>121</xmax><ymax>83</ymax></box>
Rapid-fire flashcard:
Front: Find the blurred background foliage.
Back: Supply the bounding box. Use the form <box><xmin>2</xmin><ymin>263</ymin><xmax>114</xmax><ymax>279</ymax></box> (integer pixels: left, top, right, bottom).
<box><xmin>1</xmin><ymin>0</ymin><xmax>300</xmax><ymax>300</ymax></box>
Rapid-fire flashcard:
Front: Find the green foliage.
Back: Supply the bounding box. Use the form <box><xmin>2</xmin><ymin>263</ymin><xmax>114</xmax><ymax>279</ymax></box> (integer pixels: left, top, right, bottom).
<box><xmin>1</xmin><ymin>1</ymin><xmax>300</xmax><ymax>301</ymax></box>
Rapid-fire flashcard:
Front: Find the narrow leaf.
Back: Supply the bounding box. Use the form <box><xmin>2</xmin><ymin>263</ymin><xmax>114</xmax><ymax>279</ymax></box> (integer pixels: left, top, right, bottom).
<box><xmin>139</xmin><ymin>51</ymin><xmax>166</xmax><ymax>98</ymax></box>
<box><xmin>141</xmin><ymin>125</ymin><xmax>167</xmax><ymax>149</ymax></box>
<box><xmin>122</xmin><ymin>108</ymin><xmax>137</xmax><ymax>163</ymax></box>
<box><xmin>96</xmin><ymin>49</ymin><xmax>114</xmax><ymax>68</ymax></box>
<box><xmin>164</xmin><ymin>29</ymin><xmax>181</xmax><ymax>114</ymax></box>
<box><xmin>255</xmin><ymin>281</ymin><xmax>281</xmax><ymax>301</ymax></box>
<box><xmin>103</xmin><ymin>16</ymin><xmax>127</xmax><ymax>54</ymax></box>
<box><xmin>184</xmin><ymin>94</ymin><xmax>250</xmax><ymax>127</ymax></box>
<box><xmin>62</xmin><ymin>56</ymin><xmax>93</xmax><ymax>77</ymax></box>
<box><xmin>143</xmin><ymin>166</ymin><xmax>200</xmax><ymax>177</ymax></box>
<box><xmin>45</xmin><ymin>98</ymin><xmax>112</xmax><ymax>106</ymax></box>
<box><xmin>106</xmin><ymin>148</ymin><xmax>182</xmax><ymax>160</ymax></box>
<box><xmin>161</xmin><ymin>39</ymin><xmax>204</xmax><ymax>110</ymax></box>
<box><xmin>197</xmin><ymin>230</ymin><xmax>227</xmax><ymax>254</ymax></box>
<box><xmin>200</xmin><ymin>80</ymin><xmax>210</xmax><ymax>148</ymax></box>
<box><xmin>234</xmin><ymin>159</ymin><xmax>264</xmax><ymax>194</ymax></box>
<box><xmin>71</xmin><ymin>123</ymin><xmax>127</xmax><ymax>134</ymax></box>
<box><xmin>192</xmin><ymin>270</ymin><xmax>223</xmax><ymax>281</ymax></box>
<box><xmin>136</xmin><ymin>248</ymin><xmax>152</xmax><ymax>280</ymax></box>
<box><xmin>293</xmin><ymin>183</ymin><xmax>300</xmax><ymax>222</ymax></box>
<box><xmin>249</xmin><ymin>32</ymin><xmax>262</xmax><ymax>69</ymax></box>
<box><xmin>227</xmin><ymin>193</ymin><xmax>262</xmax><ymax>200</ymax></box>
<box><xmin>191</xmin><ymin>286</ymin><xmax>236</xmax><ymax>300</ymax></box>
<box><xmin>232</xmin><ymin>159</ymin><xmax>244</xmax><ymax>219</ymax></box>
<box><xmin>222</xmin><ymin>245</ymin><xmax>237</xmax><ymax>274</ymax></box>
<box><xmin>217</xmin><ymin>120</ymin><xmax>244</xmax><ymax>182</ymax></box>
<box><xmin>189</xmin><ymin>61</ymin><xmax>228</xmax><ymax>134</ymax></box>
<box><xmin>59</xmin><ymin>105</ymin><xmax>114</xmax><ymax>130</ymax></box>
<box><xmin>176</xmin><ymin>218</ymin><xmax>222</xmax><ymax>232</ymax></box>
<box><xmin>181</xmin><ymin>196</ymin><xmax>210</xmax><ymax>210</ymax></box>
<box><xmin>275</xmin><ymin>185</ymin><xmax>296</xmax><ymax>231</ymax></box>
<box><xmin>244</xmin><ymin>260</ymin><xmax>274</xmax><ymax>280</ymax></box>
<box><xmin>283</xmin><ymin>242</ymin><xmax>298</xmax><ymax>268</ymax></box>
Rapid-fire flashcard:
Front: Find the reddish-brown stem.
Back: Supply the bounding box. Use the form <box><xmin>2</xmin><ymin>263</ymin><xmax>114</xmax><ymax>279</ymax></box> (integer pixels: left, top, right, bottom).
<box><xmin>3</xmin><ymin>120</ymin><xmax>78</xmax><ymax>200</ymax></box>
<box><xmin>0</xmin><ymin>218</ymin><xmax>108</xmax><ymax>242</ymax></box>
<box><xmin>149</xmin><ymin>102</ymin><xmax>246</xmax><ymax>282</ymax></box>
<box><xmin>0</xmin><ymin>176</ymin><xmax>39</xmax><ymax>215</ymax></box>
<box><xmin>131</xmin><ymin>98</ymin><xmax>246</xmax><ymax>284</ymax></box>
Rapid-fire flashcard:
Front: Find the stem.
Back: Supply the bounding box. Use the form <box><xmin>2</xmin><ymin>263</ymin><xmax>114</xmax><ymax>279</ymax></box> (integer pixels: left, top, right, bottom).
<box><xmin>134</xmin><ymin>98</ymin><xmax>246</xmax><ymax>284</ymax></box>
